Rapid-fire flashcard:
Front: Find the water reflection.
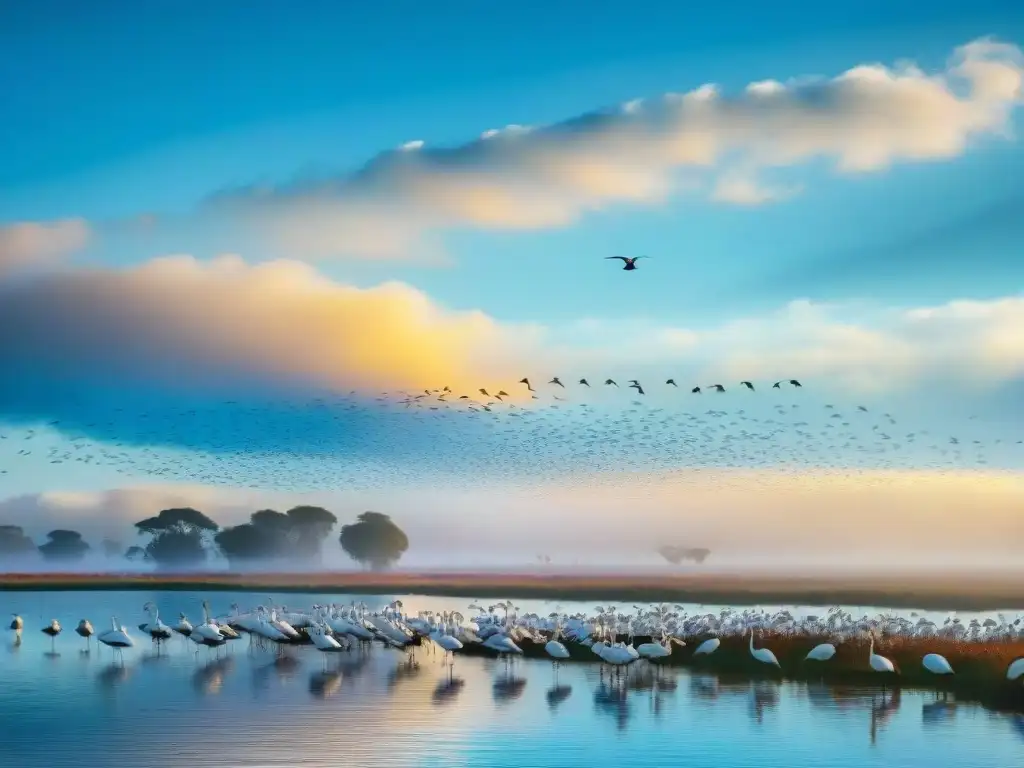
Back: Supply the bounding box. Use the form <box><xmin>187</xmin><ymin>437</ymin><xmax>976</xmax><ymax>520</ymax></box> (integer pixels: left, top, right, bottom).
<box><xmin>492</xmin><ymin>674</ymin><xmax>527</xmax><ymax>704</ymax></box>
<box><xmin>193</xmin><ymin>656</ymin><xmax>234</xmax><ymax>696</ymax></box>
<box><xmin>97</xmin><ymin>662</ymin><xmax>131</xmax><ymax>690</ymax></box>
<box><xmin>593</xmin><ymin>680</ymin><xmax>630</xmax><ymax>730</ymax></box>
<box><xmin>546</xmin><ymin>683</ymin><xmax>572</xmax><ymax>710</ymax></box>
<box><xmin>2</xmin><ymin>595</ymin><xmax>1023</xmax><ymax>768</ymax></box>
<box><xmin>750</xmin><ymin>680</ymin><xmax>781</xmax><ymax>724</ymax></box>
<box><xmin>431</xmin><ymin>676</ymin><xmax>465</xmax><ymax>706</ymax></box>
<box><xmin>308</xmin><ymin>669</ymin><xmax>343</xmax><ymax>699</ymax></box>
<box><xmin>869</xmin><ymin>689</ymin><xmax>902</xmax><ymax>746</ymax></box>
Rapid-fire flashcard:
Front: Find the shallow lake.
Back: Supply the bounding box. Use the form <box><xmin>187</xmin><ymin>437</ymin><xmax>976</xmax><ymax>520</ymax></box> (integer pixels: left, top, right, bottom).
<box><xmin>1</xmin><ymin>590</ymin><xmax>1021</xmax><ymax>767</ymax></box>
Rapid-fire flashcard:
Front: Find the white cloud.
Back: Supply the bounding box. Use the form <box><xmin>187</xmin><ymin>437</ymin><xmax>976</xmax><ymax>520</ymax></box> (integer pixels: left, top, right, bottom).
<box><xmin>197</xmin><ymin>38</ymin><xmax>1022</xmax><ymax>259</ymax></box>
<box><xmin>1</xmin><ymin>254</ymin><xmax>1021</xmax><ymax>403</ymax></box>
<box><xmin>0</xmin><ymin>218</ymin><xmax>91</xmax><ymax>277</ymax></box>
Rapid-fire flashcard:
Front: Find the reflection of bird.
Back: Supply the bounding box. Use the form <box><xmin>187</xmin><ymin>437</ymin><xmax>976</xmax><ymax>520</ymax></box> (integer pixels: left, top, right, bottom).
<box><xmin>605</xmin><ymin>255</ymin><xmax>647</xmax><ymax>271</ymax></box>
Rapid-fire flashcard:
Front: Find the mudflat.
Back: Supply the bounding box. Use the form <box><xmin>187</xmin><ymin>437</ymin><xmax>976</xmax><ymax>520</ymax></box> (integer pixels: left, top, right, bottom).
<box><xmin>1</xmin><ymin>570</ymin><xmax>1022</xmax><ymax>611</ymax></box>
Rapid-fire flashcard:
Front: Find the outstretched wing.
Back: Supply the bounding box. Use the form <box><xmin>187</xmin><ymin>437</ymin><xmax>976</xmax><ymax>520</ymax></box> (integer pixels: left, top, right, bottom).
<box><xmin>605</xmin><ymin>256</ymin><xmax>629</xmax><ymax>262</ymax></box>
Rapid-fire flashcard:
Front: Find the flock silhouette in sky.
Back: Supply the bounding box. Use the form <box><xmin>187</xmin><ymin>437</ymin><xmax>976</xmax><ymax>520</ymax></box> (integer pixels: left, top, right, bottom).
<box><xmin>0</xmin><ymin>371</ymin><xmax>1019</xmax><ymax>493</ymax></box>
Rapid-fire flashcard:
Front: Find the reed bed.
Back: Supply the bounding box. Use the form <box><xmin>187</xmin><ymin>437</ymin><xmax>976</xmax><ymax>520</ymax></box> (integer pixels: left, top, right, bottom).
<box><xmin>453</xmin><ymin>631</ymin><xmax>1024</xmax><ymax>710</ymax></box>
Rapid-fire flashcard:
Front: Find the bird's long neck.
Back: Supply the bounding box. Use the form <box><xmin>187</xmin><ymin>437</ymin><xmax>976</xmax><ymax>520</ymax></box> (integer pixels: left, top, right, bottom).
<box><xmin>749</xmin><ymin>628</ymin><xmax>755</xmax><ymax>651</ymax></box>
<box><xmin>869</xmin><ymin>636</ymin><xmax>874</xmax><ymax>657</ymax></box>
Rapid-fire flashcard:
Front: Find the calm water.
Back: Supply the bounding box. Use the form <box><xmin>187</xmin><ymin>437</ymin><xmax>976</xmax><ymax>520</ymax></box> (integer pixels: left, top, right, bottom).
<box><xmin>1</xmin><ymin>591</ymin><xmax>1021</xmax><ymax>768</ymax></box>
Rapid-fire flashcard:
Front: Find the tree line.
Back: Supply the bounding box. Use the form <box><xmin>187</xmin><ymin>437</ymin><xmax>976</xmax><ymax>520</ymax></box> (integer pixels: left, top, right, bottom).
<box><xmin>0</xmin><ymin>508</ymin><xmax>409</xmax><ymax>570</ymax></box>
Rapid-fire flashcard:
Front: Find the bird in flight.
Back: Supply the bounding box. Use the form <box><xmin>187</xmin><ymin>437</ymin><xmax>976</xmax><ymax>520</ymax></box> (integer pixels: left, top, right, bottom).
<box><xmin>518</xmin><ymin>378</ymin><xmax>535</xmax><ymax>392</ymax></box>
<box><xmin>691</xmin><ymin>386</ymin><xmax>701</xmax><ymax>394</ymax></box>
<box><xmin>605</xmin><ymin>379</ymin><xmax>618</xmax><ymax>387</ymax></box>
<box><xmin>579</xmin><ymin>378</ymin><xmax>590</xmax><ymax>386</ymax></box>
<box><xmin>666</xmin><ymin>379</ymin><xmax>677</xmax><ymax>387</ymax></box>
<box><xmin>708</xmin><ymin>384</ymin><xmax>725</xmax><ymax>392</ymax></box>
<box><xmin>549</xmin><ymin>377</ymin><xmax>564</xmax><ymax>388</ymax></box>
<box><xmin>605</xmin><ymin>256</ymin><xmax>648</xmax><ymax>271</ymax></box>
<box><xmin>740</xmin><ymin>381</ymin><xmax>754</xmax><ymax>391</ymax></box>
<box><xmin>629</xmin><ymin>381</ymin><xmax>645</xmax><ymax>395</ymax></box>
<box><xmin>772</xmin><ymin>379</ymin><xmax>802</xmax><ymax>388</ymax></box>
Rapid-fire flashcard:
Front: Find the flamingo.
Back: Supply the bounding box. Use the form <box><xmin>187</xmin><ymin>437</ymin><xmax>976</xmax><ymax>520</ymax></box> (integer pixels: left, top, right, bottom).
<box><xmin>544</xmin><ymin>623</ymin><xmax>571</xmax><ymax>675</ymax></box>
<box><xmin>9</xmin><ymin>614</ymin><xmax>23</xmax><ymax>632</ymax></box>
<box><xmin>139</xmin><ymin>602</ymin><xmax>173</xmax><ymax>645</ymax></box>
<box><xmin>173</xmin><ymin>613</ymin><xmax>193</xmax><ymax>638</ymax></box>
<box><xmin>75</xmin><ymin>619</ymin><xmax>94</xmax><ymax>649</ymax></box>
<box><xmin>692</xmin><ymin>636</ymin><xmax>721</xmax><ymax>657</ymax></box>
<box><xmin>1005</xmin><ymin>657</ymin><xmax>1024</xmax><ymax>681</ymax></box>
<box><xmin>431</xmin><ymin>617</ymin><xmax>464</xmax><ymax>675</ymax></box>
<box><xmin>636</xmin><ymin>631</ymin><xmax>684</xmax><ymax>662</ymax></box>
<box><xmin>805</xmin><ymin>642</ymin><xmax>837</xmax><ymax>662</ymax></box>
<box><xmin>97</xmin><ymin>617</ymin><xmax>133</xmax><ymax>662</ymax></box>
<box><xmin>41</xmin><ymin>619</ymin><xmax>61</xmax><ymax>651</ymax></box>
<box><xmin>922</xmin><ymin>653</ymin><xmax>954</xmax><ymax>675</ymax></box>
<box><xmin>868</xmin><ymin>634</ymin><xmax>897</xmax><ymax>687</ymax></box>
<box><xmin>748</xmin><ymin>627</ymin><xmax>780</xmax><ymax>668</ymax></box>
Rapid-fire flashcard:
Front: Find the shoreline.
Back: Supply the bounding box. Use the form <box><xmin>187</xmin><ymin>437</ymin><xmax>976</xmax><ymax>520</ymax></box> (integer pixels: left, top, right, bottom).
<box><xmin>2</xmin><ymin>570</ymin><xmax>1023</xmax><ymax>611</ymax></box>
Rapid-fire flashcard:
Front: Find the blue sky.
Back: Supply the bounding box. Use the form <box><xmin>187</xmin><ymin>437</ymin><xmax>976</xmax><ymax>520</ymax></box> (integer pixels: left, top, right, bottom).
<box><xmin>1</xmin><ymin>2</ymin><xmax>1023</xmax><ymax>556</ymax></box>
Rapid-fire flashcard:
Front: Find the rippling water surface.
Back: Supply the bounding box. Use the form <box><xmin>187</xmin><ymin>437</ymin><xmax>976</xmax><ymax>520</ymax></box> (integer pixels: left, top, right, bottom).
<box><xmin>1</xmin><ymin>591</ymin><xmax>1021</xmax><ymax>767</ymax></box>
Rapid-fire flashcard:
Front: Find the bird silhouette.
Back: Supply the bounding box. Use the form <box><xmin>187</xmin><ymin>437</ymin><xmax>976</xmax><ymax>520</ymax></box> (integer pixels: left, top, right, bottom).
<box><xmin>605</xmin><ymin>256</ymin><xmax>648</xmax><ymax>271</ymax></box>
<box><xmin>740</xmin><ymin>381</ymin><xmax>754</xmax><ymax>391</ymax></box>
<box><xmin>518</xmin><ymin>378</ymin><xmax>535</xmax><ymax>392</ymax></box>
<box><xmin>579</xmin><ymin>379</ymin><xmax>590</xmax><ymax>387</ymax></box>
<box><xmin>709</xmin><ymin>384</ymin><xmax>725</xmax><ymax>392</ymax></box>
<box><xmin>549</xmin><ymin>377</ymin><xmax>564</xmax><ymax>388</ymax></box>
<box><xmin>605</xmin><ymin>379</ymin><xmax>618</xmax><ymax>387</ymax></box>
<box><xmin>691</xmin><ymin>386</ymin><xmax>701</xmax><ymax>394</ymax></box>
<box><xmin>629</xmin><ymin>382</ymin><xmax>645</xmax><ymax>395</ymax></box>
<box><xmin>666</xmin><ymin>379</ymin><xmax>677</xmax><ymax>387</ymax></box>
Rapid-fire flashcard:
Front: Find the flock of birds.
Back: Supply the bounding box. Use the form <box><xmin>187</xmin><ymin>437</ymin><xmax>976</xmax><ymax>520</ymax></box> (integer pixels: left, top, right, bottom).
<box><xmin>1</xmin><ymin>373</ymin><xmax>1020</xmax><ymax>493</ymax></box>
<box><xmin>10</xmin><ymin>600</ymin><xmax>1024</xmax><ymax>685</ymax></box>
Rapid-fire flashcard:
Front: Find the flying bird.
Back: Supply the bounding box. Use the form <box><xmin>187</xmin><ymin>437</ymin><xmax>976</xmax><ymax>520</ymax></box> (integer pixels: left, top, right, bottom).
<box><xmin>604</xmin><ymin>379</ymin><xmax>618</xmax><ymax>387</ymax></box>
<box><xmin>579</xmin><ymin>379</ymin><xmax>590</xmax><ymax>387</ymax></box>
<box><xmin>666</xmin><ymin>379</ymin><xmax>677</xmax><ymax>387</ymax></box>
<box><xmin>708</xmin><ymin>384</ymin><xmax>725</xmax><ymax>392</ymax></box>
<box><xmin>605</xmin><ymin>256</ymin><xmax>648</xmax><ymax>271</ymax></box>
<box><xmin>629</xmin><ymin>382</ymin><xmax>645</xmax><ymax>395</ymax></box>
<box><xmin>519</xmin><ymin>378</ymin><xmax>535</xmax><ymax>392</ymax></box>
<box><xmin>740</xmin><ymin>381</ymin><xmax>754</xmax><ymax>391</ymax></box>
<box><xmin>549</xmin><ymin>377</ymin><xmax>564</xmax><ymax>388</ymax></box>
<box><xmin>691</xmin><ymin>386</ymin><xmax>701</xmax><ymax>394</ymax></box>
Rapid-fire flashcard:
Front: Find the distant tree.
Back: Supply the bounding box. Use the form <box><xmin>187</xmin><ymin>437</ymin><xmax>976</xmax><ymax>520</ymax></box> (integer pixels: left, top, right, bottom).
<box><xmin>38</xmin><ymin>529</ymin><xmax>90</xmax><ymax>561</ymax></box>
<box><xmin>285</xmin><ymin>506</ymin><xmax>337</xmax><ymax>561</ymax></box>
<box><xmin>215</xmin><ymin>523</ymin><xmax>280</xmax><ymax>564</ymax></box>
<box><xmin>0</xmin><ymin>525</ymin><xmax>38</xmax><ymax>558</ymax></box>
<box><xmin>135</xmin><ymin>507</ymin><xmax>219</xmax><ymax>568</ymax></box>
<box><xmin>339</xmin><ymin>512</ymin><xmax>408</xmax><ymax>570</ymax></box>
<box><xmin>657</xmin><ymin>545</ymin><xmax>711</xmax><ymax>565</ymax></box>
<box><xmin>216</xmin><ymin>506</ymin><xmax>338</xmax><ymax>565</ymax></box>
<box><xmin>124</xmin><ymin>545</ymin><xmax>149</xmax><ymax>562</ymax></box>
<box><xmin>101</xmin><ymin>538</ymin><xmax>123</xmax><ymax>559</ymax></box>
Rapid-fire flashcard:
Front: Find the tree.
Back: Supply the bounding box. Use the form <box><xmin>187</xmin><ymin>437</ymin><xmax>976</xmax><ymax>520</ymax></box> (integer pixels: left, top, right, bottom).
<box><xmin>135</xmin><ymin>507</ymin><xmax>219</xmax><ymax>568</ymax></box>
<box><xmin>215</xmin><ymin>522</ymin><xmax>280</xmax><ymax>564</ymax></box>
<box><xmin>102</xmin><ymin>538</ymin><xmax>123</xmax><ymax>558</ymax></box>
<box><xmin>124</xmin><ymin>545</ymin><xmax>149</xmax><ymax>562</ymax></box>
<box><xmin>285</xmin><ymin>505</ymin><xmax>337</xmax><ymax>561</ymax></box>
<box><xmin>216</xmin><ymin>506</ymin><xmax>337</xmax><ymax>565</ymax></box>
<box><xmin>657</xmin><ymin>545</ymin><xmax>711</xmax><ymax>565</ymax></box>
<box><xmin>0</xmin><ymin>525</ymin><xmax>37</xmax><ymax>558</ymax></box>
<box><xmin>38</xmin><ymin>529</ymin><xmax>90</xmax><ymax>561</ymax></box>
<box><xmin>339</xmin><ymin>512</ymin><xmax>408</xmax><ymax>570</ymax></box>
